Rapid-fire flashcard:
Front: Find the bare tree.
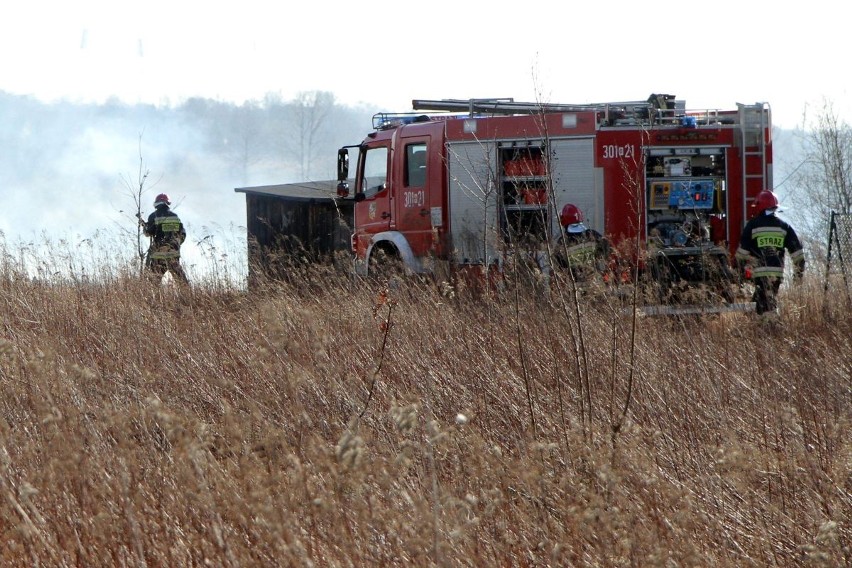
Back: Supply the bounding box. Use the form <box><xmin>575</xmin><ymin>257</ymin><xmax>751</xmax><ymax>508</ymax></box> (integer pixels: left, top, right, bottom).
<box><xmin>226</xmin><ymin>100</ymin><xmax>266</xmax><ymax>186</ymax></box>
<box><xmin>119</xmin><ymin>134</ymin><xmax>159</xmax><ymax>274</ymax></box>
<box><xmin>788</xmin><ymin>99</ymin><xmax>852</xmax><ymax>239</ymax></box>
<box><xmin>288</xmin><ymin>91</ymin><xmax>335</xmax><ymax>180</ymax></box>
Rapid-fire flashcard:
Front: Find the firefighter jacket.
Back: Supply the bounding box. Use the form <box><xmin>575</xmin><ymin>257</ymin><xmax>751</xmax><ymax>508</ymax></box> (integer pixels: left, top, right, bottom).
<box><xmin>555</xmin><ymin>225</ymin><xmax>611</xmax><ymax>281</ymax></box>
<box><xmin>735</xmin><ymin>212</ymin><xmax>805</xmax><ymax>280</ymax></box>
<box><xmin>144</xmin><ymin>206</ymin><xmax>186</xmax><ymax>260</ymax></box>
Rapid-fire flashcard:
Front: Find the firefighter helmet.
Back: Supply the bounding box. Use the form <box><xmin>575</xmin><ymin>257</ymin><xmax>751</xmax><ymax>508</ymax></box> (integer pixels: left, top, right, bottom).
<box><xmin>560</xmin><ymin>203</ymin><xmax>584</xmax><ymax>227</ymax></box>
<box><xmin>752</xmin><ymin>190</ymin><xmax>778</xmax><ymax>213</ymax></box>
<box><xmin>154</xmin><ymin>193</ymin><xmax>171</xmax><ymax>207</ymax></box>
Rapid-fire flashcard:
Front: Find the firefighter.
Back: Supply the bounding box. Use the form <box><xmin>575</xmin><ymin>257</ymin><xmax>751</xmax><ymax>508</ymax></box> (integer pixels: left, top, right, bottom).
<box><xmin>143</xmin><ymin>193</ymin><xmax>189</xmax><ymax>285</ymax></box>
<box><xmin>554</xmin><ymin>203</ymin><xmax>611</xmax><ymax>285</ymax></box>
<box><xmin>735</xmin><ymin>190</ymin><xmax>804</xmax><ymax>315</ymax></box>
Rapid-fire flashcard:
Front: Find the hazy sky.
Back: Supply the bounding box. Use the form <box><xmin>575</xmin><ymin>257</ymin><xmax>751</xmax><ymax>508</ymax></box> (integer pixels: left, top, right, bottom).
<box><xmin>2</xmin><ymin>0</ymin><xmax>849</xmax><ymax>129</ymax></box>
<box><xmin>1</xmin><ymin>1</ymin><xmax>848</xmax><ymax>279</ymax></box>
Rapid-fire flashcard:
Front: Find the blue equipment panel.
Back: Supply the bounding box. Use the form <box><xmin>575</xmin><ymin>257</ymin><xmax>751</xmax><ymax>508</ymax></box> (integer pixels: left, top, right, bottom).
<box><xmin>668</xmin><ymin>179</ymin><xmax>715</xmax><ymax>209</ymax></box>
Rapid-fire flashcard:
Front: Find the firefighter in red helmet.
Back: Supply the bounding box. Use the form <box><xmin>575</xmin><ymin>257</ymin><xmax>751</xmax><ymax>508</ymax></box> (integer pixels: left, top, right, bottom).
<box><xmin>142</xmin><ymin>193</ymin><xmax>189</xmax><ymax>285</ymax></box>
<box><xmin>554</xmin><ymin>203</ymin><xmax>611</xmax><ymax>285</ymax></box>
<box><xmin>735</xmin><ymin>190</ymin><xmax>804</xmax><ymax>315</ymax></box>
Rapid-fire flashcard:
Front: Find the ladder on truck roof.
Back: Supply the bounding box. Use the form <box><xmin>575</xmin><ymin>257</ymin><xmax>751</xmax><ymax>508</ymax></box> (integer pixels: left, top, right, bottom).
<box><xmin>411</xmin><ymin>94</ymin><xmax>692</xmax><ymax>126</ymax></box>
<box><xmin>738</xmin><ymin>102</ymin><xmax>771</xmax><ymax>225</ymax></box>
<box><xmin>411</xmin><ymin>97</ymin><xmax>659</xmax><ymax>120</ymax></box>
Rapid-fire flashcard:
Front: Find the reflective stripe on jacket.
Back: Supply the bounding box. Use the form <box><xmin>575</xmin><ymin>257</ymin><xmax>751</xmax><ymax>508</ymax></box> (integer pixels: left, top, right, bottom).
<box><xmin>737</xmin><ymin>212</ymin><xmax>805</xmax><ymax>278</ymax></box>
<box><xmin>145</xmin><ymin>206</ymin><xmax>186</xmax><ymax>255</ymax></box>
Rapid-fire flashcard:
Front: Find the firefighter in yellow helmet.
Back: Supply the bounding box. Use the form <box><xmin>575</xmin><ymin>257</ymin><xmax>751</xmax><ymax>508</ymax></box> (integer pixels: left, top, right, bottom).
<box><xmin>554</xmin><ymin>203</ymin><xmax>611</xmax><ymax>284</ymax></box>
<box><xmin>735</xmin><ymin>190</ymin><xmax>804</xmax><ymax>315</ymax></box>
<box><xmin>143</xmin><ymin>193</ymin><xmax>189</xmax><ymax>285</ymax></box>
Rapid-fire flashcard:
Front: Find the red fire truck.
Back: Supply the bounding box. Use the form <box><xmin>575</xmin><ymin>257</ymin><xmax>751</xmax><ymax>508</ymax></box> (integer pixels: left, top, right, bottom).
<box><xmin>335</xmin><ymin>94</ymin><xmax>771</xmax><ymax>305</ymax></box>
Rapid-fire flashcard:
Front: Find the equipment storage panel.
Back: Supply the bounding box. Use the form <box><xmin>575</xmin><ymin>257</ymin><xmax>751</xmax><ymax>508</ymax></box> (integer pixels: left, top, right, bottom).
<box><xmin>446</xmin><ymin>141</ymin><xmax>500</xmax><ymax>265</ymax></box>
<box><xmin>550</xmin><ymin>137</ymin><xmax>601</xmax><ymax>235</ymax></box>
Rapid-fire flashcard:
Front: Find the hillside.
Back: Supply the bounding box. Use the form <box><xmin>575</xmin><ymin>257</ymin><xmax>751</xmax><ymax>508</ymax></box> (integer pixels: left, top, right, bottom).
<box><xmin>0</xmin><ymin>259</ymin><xmax>849</xmax><ymax>566</ymax></box>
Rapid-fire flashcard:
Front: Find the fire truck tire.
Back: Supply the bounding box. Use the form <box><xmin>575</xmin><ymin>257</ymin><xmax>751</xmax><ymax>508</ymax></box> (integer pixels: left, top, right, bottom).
<box><xmin>368</xmin><ymin>246</ymin><xmax>405</xmax><ymax>283</ymax></box>
<box><xmin>716</xmin><ymin>261</ymin><xmax>738</xmax><ymax>304</ymax></box>
<box><xmin>645</xmin><ymin>259</ymin><xmax>673</xmax><ymax>304</ymax></box>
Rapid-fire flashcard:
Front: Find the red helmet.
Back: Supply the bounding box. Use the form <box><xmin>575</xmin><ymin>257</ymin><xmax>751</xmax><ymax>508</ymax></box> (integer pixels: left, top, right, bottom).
<box><xmin>560</xmin><ymin>203</ymin><xmax>584</xmax><ymax>227</ymax></box>
<box><xmin>752</xmin><ymin>190</ymin><xmax>778</xmax><ymax>213</ymax></box>
<box><xmin>154</xmin><ymin>193</ymin><xmax>171</xmax><ymax>207</ymax></box>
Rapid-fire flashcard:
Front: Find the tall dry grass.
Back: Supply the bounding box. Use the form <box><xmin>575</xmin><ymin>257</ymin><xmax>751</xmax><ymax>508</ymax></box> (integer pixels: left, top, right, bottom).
<box><xmin>0</xmin><ymin>242</ymin><xmax>849</xmax><ymax>567</ymax></box>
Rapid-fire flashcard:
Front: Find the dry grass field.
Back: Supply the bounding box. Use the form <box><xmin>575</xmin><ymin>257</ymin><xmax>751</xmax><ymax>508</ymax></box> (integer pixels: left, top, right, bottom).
<box><xmin>0</xmin><ymin>252</ymin><xmax>849</xmax><ymax>567</ymax></box>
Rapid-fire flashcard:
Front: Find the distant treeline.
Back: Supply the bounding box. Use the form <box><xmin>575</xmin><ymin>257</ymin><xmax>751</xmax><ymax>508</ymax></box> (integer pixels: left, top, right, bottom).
<box><xmin>0</xmin><ymin>90</ymin><xmax>379</xmax><ymax>242</ymax></box>
<box><xmin>0</xmin><ymin>89</ymin><xmax>376</xmax><ymax>189</ymax></box>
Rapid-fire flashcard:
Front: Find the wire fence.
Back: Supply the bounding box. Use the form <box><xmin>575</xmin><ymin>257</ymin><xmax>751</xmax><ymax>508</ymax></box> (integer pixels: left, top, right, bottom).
<box><xmin>824</xmin><ymin>211</ymin><xmax>852</xmax><ymax>301</ymax></box>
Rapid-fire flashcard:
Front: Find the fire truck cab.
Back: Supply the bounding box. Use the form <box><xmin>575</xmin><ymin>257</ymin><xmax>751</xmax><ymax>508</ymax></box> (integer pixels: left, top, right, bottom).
<box><xmin>336</xmin><ymin>94</ymin><xmax>771</xmax><ymax>301</ymax></box>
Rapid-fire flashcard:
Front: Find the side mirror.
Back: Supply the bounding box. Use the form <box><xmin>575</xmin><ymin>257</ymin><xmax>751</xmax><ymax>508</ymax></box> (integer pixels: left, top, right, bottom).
<box><xmin>337</xmin><ymin>148</ymin><xmax>349</xmax><ymax>181</ymax></box>
<box><xmin>336</xmin><ymin>181</ymin><xmax>349</xmax><ymax>197</ymax></box>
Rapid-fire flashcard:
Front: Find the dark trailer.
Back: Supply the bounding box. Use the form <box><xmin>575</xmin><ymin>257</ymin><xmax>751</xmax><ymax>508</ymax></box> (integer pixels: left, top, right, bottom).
<box><xmin>235</xmin><ymin>181</ymin><xmax>354</xmax><ymax>284</ymax></box>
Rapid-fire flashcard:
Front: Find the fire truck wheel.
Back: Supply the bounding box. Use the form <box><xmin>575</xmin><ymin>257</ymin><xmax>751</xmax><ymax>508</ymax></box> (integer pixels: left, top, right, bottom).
<box><xmin>369</xmin><ymin>246</ymin><xmax>405</xmax><ymax>284</ymax></box>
